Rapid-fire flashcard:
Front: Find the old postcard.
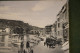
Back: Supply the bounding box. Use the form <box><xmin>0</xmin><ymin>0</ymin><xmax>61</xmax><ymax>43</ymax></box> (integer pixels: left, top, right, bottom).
<box><xmin>0</xmin><ymin>0</ymin><xmax>69</xmax><ymax>53</ymax></box>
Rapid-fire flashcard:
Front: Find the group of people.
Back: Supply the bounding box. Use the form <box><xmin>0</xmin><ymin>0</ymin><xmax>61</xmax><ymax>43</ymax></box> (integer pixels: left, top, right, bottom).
<box><xmin>44</xmin><ymin>37</ymin><xmax>62</xmax><ymax>48</ymax></box>
<box><xmin>18</xmin><ymin>41</ymin><xmax>33</xmax><ymax>53</ymax></box>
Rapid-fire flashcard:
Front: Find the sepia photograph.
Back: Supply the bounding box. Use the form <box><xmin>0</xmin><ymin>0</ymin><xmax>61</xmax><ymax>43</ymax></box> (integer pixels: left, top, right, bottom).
<box><xmin>0</xmin><ymin>0</ymin><xmax>69</xmax><ymax>53</ymax></box>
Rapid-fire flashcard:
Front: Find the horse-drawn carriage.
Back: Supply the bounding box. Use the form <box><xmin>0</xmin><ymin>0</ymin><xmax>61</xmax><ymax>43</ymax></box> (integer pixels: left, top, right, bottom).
<box><xmin>44</xmin><ymin>37</ymin><xmax>56</xmax><ymax>48</ymax></box>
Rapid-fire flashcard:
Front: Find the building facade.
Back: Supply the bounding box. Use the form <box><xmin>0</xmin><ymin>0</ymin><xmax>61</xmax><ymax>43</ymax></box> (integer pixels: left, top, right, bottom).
<box><xmin>51</xmin><ymin>21</ymin><xmax>57</xmax><ymax>37</ymax></box>
<box><xmin>56</xmin><ymin>1</ymin><xmax>69</xmax><ymax>43</ymax></box>
<box><xmin>45</xmin><ymin>25</ymin><xmax>53</xmax><ymax>35</ymax></box>
<box><xmin>0</xmin><ymin>27</ymin><xmax>11</xmax><ymax>47</ymax></box>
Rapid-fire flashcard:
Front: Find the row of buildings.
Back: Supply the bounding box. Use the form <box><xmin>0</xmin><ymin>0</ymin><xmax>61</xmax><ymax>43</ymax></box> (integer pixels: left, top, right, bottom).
<box><xmin>0</xmin><ymin>23</ymin><xmax>44</xmax><ymax>51</ymax></box>
<box><xmin>45</xmin><ymin>1</ymin><xmax>69</xmax><ymax>44</ymax></box>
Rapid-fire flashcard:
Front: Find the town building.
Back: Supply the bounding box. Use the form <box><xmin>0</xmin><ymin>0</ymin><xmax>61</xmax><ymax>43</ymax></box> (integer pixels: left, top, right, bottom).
<box><xmin>0</xmin><ymin>27</ymin><xmax>11</xmax><ymax>47</ymax></box>
<box><xmin>12</xmin><ymin>34</ymin><xmax>22</xmax><ymax>44</ymax></box>
<box><xmin>56</xmin><ymin>1</ymin><xmax>69</xmax><ymax>43</ymax></box>
<box><xmin>45</xmin><ymin>25</ymin><xmax>53</xmax><ymax>35</ymax></box>
<box><xmin>51</xmin><ymin>21</ymin><xmax>57</xmax><ymax>38</ymax></box>
<box><xmin>0</xmin><ymin>27</ymin><xmax>12</xmax><ymax>52</ymax></box>
<box><xmin>40</xmin><ymin>28</ymin><xmax>46</xmax><ymax>37</ymax></box>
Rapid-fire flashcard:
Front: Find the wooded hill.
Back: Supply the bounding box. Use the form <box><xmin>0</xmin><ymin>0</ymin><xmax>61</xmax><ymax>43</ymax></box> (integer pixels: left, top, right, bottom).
<box><xmin>0</xmin><ymin>19</ymin><xmax>42</xmax><ymax>34</ymax></box>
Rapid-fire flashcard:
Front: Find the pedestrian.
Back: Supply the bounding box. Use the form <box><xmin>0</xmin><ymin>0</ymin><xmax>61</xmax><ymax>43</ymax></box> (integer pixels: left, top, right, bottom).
<box><xmin>30</xmin><ymin>49</ymin><xmax>33</xmax><ymax>53</ymax></box>
<box><xmin>26</xmin><ymin>41</ymin><xmax>30</xmax><ymax>48</ymax></box>
<box><xmin>47</xmin><ymin>43</ymin><xmax>49</xmax><ymax>47</ymax></box>
<box><xmin>29</xmin><ymin>47</ymin><xmax>33</xmax><ymax>53</ymax></box>
<box><xmin>20</xmin><ymin>41</ymin><xmax>24</xmax><ymax>53</ymax></box>
<box><xmin>24</xmin><ymin>49</ymin><xmax>26</xmax><ymax>53</ymax></box>
<box><xmin>44</xmin><ymin>42</ymin><xmax>46</xmax><ymax>46</ymax></box>
<box><xmin>26</xmin><ymin>41</ymin><xmax>30</xmax><ymax>53</ymax></box>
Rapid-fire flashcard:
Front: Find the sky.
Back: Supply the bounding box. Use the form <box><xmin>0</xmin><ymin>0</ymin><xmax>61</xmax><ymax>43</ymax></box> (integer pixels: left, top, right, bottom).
<box><xmin>0</xmin><ymin>0</ymin><xmax>67</xmax><ymax>28</ymax></box>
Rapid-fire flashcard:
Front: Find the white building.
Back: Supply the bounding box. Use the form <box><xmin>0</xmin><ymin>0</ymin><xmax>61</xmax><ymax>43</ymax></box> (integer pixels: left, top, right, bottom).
<box><xmin>12</xmin><ymin>34</ymin><xmax>21</xmax><ymax>43</ymax></box>
<box><xmin>0</xmin><ymin>27</ymin><xmax>12</xmax><ymax>52</ymax></box>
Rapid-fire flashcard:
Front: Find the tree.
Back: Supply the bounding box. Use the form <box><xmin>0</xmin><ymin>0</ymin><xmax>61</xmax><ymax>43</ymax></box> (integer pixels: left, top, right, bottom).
<box><xmin>13</xmin><ymin>26</ymin><xmax>24</xmax><ymax>34</ymax></box>
<box><xmin>24</xmin><ymin>23</ymin><xmax>33</xmax><ymax>34</ymax></box>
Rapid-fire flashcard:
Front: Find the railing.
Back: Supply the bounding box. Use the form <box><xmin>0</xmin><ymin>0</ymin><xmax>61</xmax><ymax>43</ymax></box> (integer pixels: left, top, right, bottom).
<box><xmin>0</xmin><ymin>32</ymin><xmax>10</xmax><ymax>35</ymax></box>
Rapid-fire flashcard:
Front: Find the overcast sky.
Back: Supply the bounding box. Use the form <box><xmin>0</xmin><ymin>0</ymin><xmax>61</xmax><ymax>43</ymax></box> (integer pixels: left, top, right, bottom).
<box><xmin>0</xmin><ymin>0</ymin><xmax>67</xmax><ymax>28</ymax></box>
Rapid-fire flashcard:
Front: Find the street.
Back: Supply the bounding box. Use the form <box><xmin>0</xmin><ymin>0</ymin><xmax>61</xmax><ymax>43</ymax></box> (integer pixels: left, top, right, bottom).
<box><xmin>11</xmin><ymin>36</ymin><xmax>65</xmax><ymax>53</ymax></box>
<box><xmin>0</xmin><ymin>35</ymin><xmax>68</xmax><ymax>53</ymax></box>
<box><xmin>33</xmin><ymin>37</ymin><xmax>65</xmax><ymax>53</ymax></box>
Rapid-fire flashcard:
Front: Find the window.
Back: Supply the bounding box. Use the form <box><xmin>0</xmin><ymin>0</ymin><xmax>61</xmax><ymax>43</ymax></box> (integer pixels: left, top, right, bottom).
<box><xmin>58</xmin><ymin>23</ymin><xmax>60</xmax><ymax>27</ymax></box>
<box><xmin>0</xmin><ymin>43</ymin><xmax>5</xmax><ymax>47</ymax></box>
<box><xmin>0</xmin><ymin>36</ymin><xmax>5</xmax><ymax>47</ymax></box>
<box><xmin>9</xmin><ymin>35</ymin><xmax>11</xmax><ymax>38</ymax></box>
<box><xmin>58</xmin><ymin>18</ymin><xmax>60</xmax><ymax>21</ymax></box>
<box><xmin>63</xmin><ymin>9</ymin><xmax>66</xmax><ymax>13</ymax></box>
<box><xmin>8</xmin><ymin>44</ymin><xmax>12</xmax><ymax>47</ymax></box>
<box><xmin>65</xmin><ymin>11</ymin><xmax>67</xmax><ymax>19</ymax></box>
<box><xmin>0</xmin><ymin>35</ymin><xmax>5</xmax><ymax>42</ymax></box>
<box><xmin>58</xmin><ymin>31</ymin><xmax>59</xmax><ymax>35</ymax></box>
